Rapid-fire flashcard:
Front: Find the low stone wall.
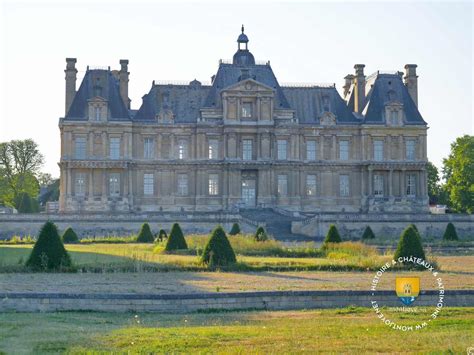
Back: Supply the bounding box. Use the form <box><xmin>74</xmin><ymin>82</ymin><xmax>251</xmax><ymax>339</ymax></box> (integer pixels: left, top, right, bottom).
<box><xmin>292</xmin><ymin>213</ymin><xmax>474</xmax><ymax>238</ymax></box>
<box><xmin>0</xmin><ymin>290</ymin><xmax>472</xmax><ymax>313</ymax></box>
<box><xmin>0</xmin><ymin>212</ymin><xmax>247</xmax><ymax>239</ymax></box>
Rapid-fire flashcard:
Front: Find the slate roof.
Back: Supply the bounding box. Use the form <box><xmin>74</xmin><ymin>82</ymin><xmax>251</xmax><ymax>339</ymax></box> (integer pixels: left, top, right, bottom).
<box><xmin>282</xmin><ymin>86</ymin><xmax>359</xmax><ymax>124</ymax></box>
<box><xmin>134</xmin><ymin>82</ymin><xmax>210</xmax><ymax>123</ymax></box>
<box><xmin>203</xmin><ymin>63</ymin><xmax>290</xmax><ymax>110</ymax></box>
<box><xmin>362</xmin><ymin>73</ymin><xmax>426</xmax><ymax>125</ymax></box>
<box><xmin>65</xmin><ymin>70</ymin><xmax>130</xmax><ymax>121</ymax></box>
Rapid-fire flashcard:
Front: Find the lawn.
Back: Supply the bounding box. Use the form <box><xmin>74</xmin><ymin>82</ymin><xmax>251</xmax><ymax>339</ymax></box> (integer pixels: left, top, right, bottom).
<box><xmin>0</xmin><ymin>241</ymin><xmax>394</xmax><ymax>272</ymax></box>
<box><xmin>0</xmin><ymin>308</ymin><xmax>472</xmax><ymax>353</ymax></box>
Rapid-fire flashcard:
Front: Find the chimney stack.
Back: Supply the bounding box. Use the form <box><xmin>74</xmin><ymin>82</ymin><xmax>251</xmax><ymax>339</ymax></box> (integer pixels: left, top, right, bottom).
<box><xmin>404</xmin><ymin>64</ymin><xmax>418</xmax><ymax>107</ymax></box>
<box><xmin>65</xmin><ymin>58</ymin><xmax>77</xmax><ymax>115</ymax></box>
<box><xmin>343</xmin><ymin>74</ymin><xmax>354</xmax><ymax>97</ymax></box>
<box><xmin>119</xmin><ymin>59</ymin><xmax>130</xmax><ymax>109</ymax></box>
<box><xmin>353</xmin><ymin>64</ymin><xmax>366</xmax><ymax>113</ymax></box>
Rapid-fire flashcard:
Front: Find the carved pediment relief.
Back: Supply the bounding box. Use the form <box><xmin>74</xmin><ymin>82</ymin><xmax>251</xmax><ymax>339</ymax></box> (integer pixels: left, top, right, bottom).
<box><xmin>221</xmin><ymin>79</ymin><xmax>274</xmax><ymax>95</ymax></box>
<box><xmin>319</xmin><ymin>111</ymin><xmax>336</xmax><ymax>126</ymax></box>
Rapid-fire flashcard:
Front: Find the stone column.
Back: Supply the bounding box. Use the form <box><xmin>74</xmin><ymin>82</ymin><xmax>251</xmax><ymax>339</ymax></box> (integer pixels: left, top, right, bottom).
<box><xmin>332</xmin><ymin>135</ymin><xmax>337</xmax><ymax>160</ymax></box>
<box><xmin>102</xmin><ymin>169</ymin><xmax>107</xmax><ymax>200</ymax></box>
<box><xmin>67</xmin><ymin>168</ymin><xmax>72</xmax><ymax>196</ymax></box>
<box><xmin>368</xmin><ymin>168</ymin><xmax>373</xmax><ymax>196</ymax></box>
<box><xmin>389</xmin><ymin>169</ymin><xmax>393</xmax><ymax>197</ymax></box>
<box><xmin>401</xmin><ymin>169</ymin><xmax>406</xmax><ymax>197</ymax></box>
<box><xmin>88</xmin><ymin>132</ymin><xmax>94</xmax><ymax>158</ymax></box>
<box><xmin>88</xmin><ymin>169</ymin><xmax>94</xmax><ymax>197</ymax></box>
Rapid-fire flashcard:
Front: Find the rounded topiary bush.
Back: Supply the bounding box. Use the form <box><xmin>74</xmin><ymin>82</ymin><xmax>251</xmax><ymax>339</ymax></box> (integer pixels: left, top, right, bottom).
<box><xmin>323</xmin><ymin>224</ymin><xmax>342</xmax><ymax>244</ymax></box>
<box><xmin>136</xmin><ymin>222</ymin><xmax>154</xmax><ymax>243</ymax></box>
<box><xmin>201</xmin><ymin>225</ymin><xmax>236</xmax><ymax>268</ymax></box>
<box><xmin>361</xmin><ymin>226</ymin><xmax>375</xmax><ymax>240</ymax></box>
<box><xmin>394</xmin><ymin>224</ymin><xmax>426</xmax><ymax>261</ymax></box>
<box><xmin>165</xmin><ymin>223</ymin><xmax>188</xmax><ymax>251</ymax></box>
<box><xmin>254</xmin><ymin>226</ymin><xmax>268</xmax><ymax>242</ymax></box>
<box><xmin>62</xmin><ymin>227</ymin><xmax>79</xmax><ymax>244</ymax></box>
<box><xmin>443</xmin><ymin>222</ymin><xmax>458</xmax><ymax>241</ymax></box>
<box><xmin>26</xmin><ymin>221</ymin><xmax>72</xmax><ymax>271</ymax></box>
<box><xmin>229</xmin><ymin>223</ymin><xmax>241</xmax><ymax>236</ymax></box>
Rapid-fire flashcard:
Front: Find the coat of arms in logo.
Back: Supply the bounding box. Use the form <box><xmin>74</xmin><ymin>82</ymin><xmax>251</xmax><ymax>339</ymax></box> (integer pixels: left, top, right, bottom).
<box><xmin>395</xmin><ymin>277</ymin><xmax>420</xmax><ymax>306</ymax></box>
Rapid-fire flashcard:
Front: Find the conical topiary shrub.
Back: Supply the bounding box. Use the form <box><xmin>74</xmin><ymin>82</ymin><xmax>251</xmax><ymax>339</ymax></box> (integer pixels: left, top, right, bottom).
<box><xmin>62</xmin><ymin>227</ymin><xmax>79</xmax><ymax>244</ymax></box>
<box><xmin>443</xmin><ymin>222</ymin><xmax>458</xmax><ymax>241</ymax></box>
<box><xmin>155</xmin><ymin>229</ymin><xmax>168</xmax><ymax>242</ymax></box>
<box><xmin>165</xmin><ymin>223</ymin><xmax>188</xmax><ymax>251</ymax></box>
<box><xmin>394</xmin><ymin>224</ymin><xmax>426</xmax><ymax>261</ymax></box>
<box><xmin>26</xmin><ymin>221</ymin><xmax>72</xmax><ymax>271</ymax></box>
<box><xmin>254</xmin><ymin>226</ymin><xmax>268</xmax><ymax>242</ymax></box>
<box><xmin>201</xmin><ymin>225</ymin><xmax>236</xmax><ymax>268</ymax></box>
<box><xmin>361</xmin><ymin>226</ymin><xmax>375</xmax><ymax>240</ymax></box>
<box><xmin>229</xmin><ymin>223</ymin><xmax>241</xmax><ymax>236</ymax></box>
<box><xmin>323</xmin><ymin>224</ymin><xmax>342</xmax><ymax>244</ymax></box>
<box><xmin>136</xmin><ymin>222</ymin><xmax>154</xmax><ymax>243</ymax></box>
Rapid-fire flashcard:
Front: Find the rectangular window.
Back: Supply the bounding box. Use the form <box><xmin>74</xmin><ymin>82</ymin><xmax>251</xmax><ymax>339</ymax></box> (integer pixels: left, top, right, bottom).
<box><xmin>144</xmin><ymin>173</ymin><xmax>154</xmax><ymax>196</ymax></box>
<box><xmin>277</xmin><ymin>140</ymin><xmax>287</xmax><ymax>160</ymax></box>
<box><xmin>406</xmin><ymin>174</ymin><xmax>416</xmax><ymax>197</ymax></box>
<box><xmin>110</xmin><ymin>137</ymin><xmax>120</xmax><ymax>159</ymax></box>
<box><xmin>406</xmin><ymin>140</ymin><xmax>416</xmax><ymax>160</ymax></box>
<box><xmin>177</xmin><ymin>174</ymin><xmax>188</xmax><ymax>196</ymax></box>
<box><xmin>178</xmin><ymin>140</ymin><xmax>188</xmax><ymax>160</ymax></box>
<box><xmin>208</xmin><ymin>174</ymin><xmax>219</xmax><ymax>195</ymax></box>
<box><xmin>94</xmin><ymin>107</ymin><xmax>101</xmax><ymax>121</ymax></box>
<box><xmin>277</xmin><ymin>175</ymin><xmax>288</xmax><ymax>196</ymax></box>
<box><xmin>390</xmin><ymin>110</ymin><xmax>398</xmax><ymax>125</ymax></box>
<box><xmin>75</xmin><ymin>173</ymin><xmax>86</xmax><ymax>196</ymax></box>
<box><xmin>339</xmin><ymin>140</ymin><xmax>349</xmax><ymax>160</ymax></box>
<box><xmin>243</xmin><ymin>139</ymin><xmax>253</xmax><ymax>160</ymax></box>
<box><xmin>374</xmin><ymin>140</ymin><xmax>384</xmax><ymax>161</ymax></box>
<box><xmin>75</xmin><ymin>137</ymin><xmax>86</xmax><ymax>159</ymax></box>
<box><xmin>208</xmin><ymin>139</ymin><xmax>218</xmax><ymax>160</ymax></box>
<box><xmin>306</xmin><ymin>140</ymin><xmax>317</xmax><ymax>160</ymax></box>
<box><xmin>339</xmin><ymin>174</ymin><xmax>350</xmax><ymax>197</ymax></box>
<box><xmin>144</xmin><ymin>138</ymin><xmax>154</xmax><ymax>159</ymax></box>
<box><xmin>241</xmin><ymin>102</ymin><xmax>252</xmax><ymax>118</ymax></box>
<box><xmin>109</xmin><ymin>173</ymin><xmax>120</xmax><ymax>196</ymax></box>
<box><xmin>374</xmin><ymin>174</ymin><xmax>384</xmax><ymax>197</ymax></box>
<box><xmin>306</xmin><ymin>174</ymin><xmax>317</xmax><ymax>196</ymax></box>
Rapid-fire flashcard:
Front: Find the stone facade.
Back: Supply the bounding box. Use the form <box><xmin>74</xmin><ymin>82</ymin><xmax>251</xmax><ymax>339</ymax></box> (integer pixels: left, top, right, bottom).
<box><xmin>59</xmin><ymin>28</ymin><xmax>428</xmax><ymax>214</ymax></box>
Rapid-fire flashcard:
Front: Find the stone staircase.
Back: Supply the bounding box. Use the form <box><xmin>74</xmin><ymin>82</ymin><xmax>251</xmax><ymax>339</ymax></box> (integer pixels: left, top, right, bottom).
<box><xmin>239</xmin><ymin>208</ymin><xmax>314</xmax><ymax>241</ymax></box>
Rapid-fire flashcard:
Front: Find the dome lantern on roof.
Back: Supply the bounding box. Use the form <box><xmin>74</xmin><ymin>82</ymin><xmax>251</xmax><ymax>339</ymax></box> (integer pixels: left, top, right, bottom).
<box><xmin>237</xmin><ymin>24</ymin><xmax>249</xmax><ymax>50</ymax></box>
<box><xmin>233</xmin><ymin>25</ymin><xmax>255</xmax><ymax>66</ymax></box>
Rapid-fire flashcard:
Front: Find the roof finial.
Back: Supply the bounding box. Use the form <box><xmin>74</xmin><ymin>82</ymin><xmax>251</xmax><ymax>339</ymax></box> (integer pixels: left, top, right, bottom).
<box><xmin>241</xmin><ymin>24</ymin><xmax>244</xmax><ymax>34</ymax></box>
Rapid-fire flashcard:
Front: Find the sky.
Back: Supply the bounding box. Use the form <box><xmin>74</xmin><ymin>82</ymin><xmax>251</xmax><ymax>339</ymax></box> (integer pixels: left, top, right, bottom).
<box><xmin>0</xmin><ymin>0</ymin><xmax>472</xmax><ymax>177</ymax></box>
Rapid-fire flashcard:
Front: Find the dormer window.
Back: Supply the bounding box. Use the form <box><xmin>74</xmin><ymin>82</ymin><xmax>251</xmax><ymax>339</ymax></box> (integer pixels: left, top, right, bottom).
<box><xmin>390</xmin><ymin>110</ymin><xmax>399</xmax><ymax>125</ymax></box>
<box><xmin>241</xmin><ymin>102</ymin><xmax>253</xmax><ymax>118</ymax></box>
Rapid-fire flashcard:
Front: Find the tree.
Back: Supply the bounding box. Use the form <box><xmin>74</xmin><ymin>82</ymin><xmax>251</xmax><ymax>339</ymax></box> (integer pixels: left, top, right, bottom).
<box><xmin>426</xmin><ymin>161</ymin><xmax>441</xmax><ymax>204</ymax></box>
<box><xmin>201</xmin><ymin>226</ymin><xmax>236</xmax><ymax>268</ymax></box>
<box><xmin>229</xmin><ymin>223</ymin><xmax>241</xmax><ymax>236</ymax></box>
<box><xmin>0</xmin><ymin>139</ymin><xmax>44</xmax><ymax>207</ymax></box>
<box><xmin>26</xmin><ymin>221</ymin><xmax>72</xmax><ymax>270</ymax></box>
<box><xmin>164</xmin><ymin>223</ymin><xmax>188</xmax><ymax>251</ymax></box>
<box><xmin>136</xmin><ymin>223</ymin><xmax>154</xmax><ymax>243</ymax></box>
<box><xmin>443</xmin><ymin>222</ymin><xmax>458</xmax><ymax>241</ymax></box>
<box><xmin>156</xmin><ymin>229</ymin><xmax>168</xmax><ymax>242</ymax></box>
<box><xmin>361</xmin><ymin>226</ymin><xmax>375</xmax><ymax>240</ymax></box>
<box><xmin>323</xmin><ymin>224</ymin><xmax>342</xmax><ymax>244</ymax></box>
<box><xmin>442</xmin><ymin>135</ymin><xmax>474</xmax><ymax>213</ymax></box>
<box><xmin>14</xmin><ymin>192</ymin><xmax>40</xmax><ymax>213</ymax></box>
<box><xmin>62</xmin><ymin>227</ymin><xmax>79</xmax><ymax>243</ymax></box>
<box><xmin>254</xmin><ymin>226</ymin><xmax>268</xmax><ymax>242</ymax></box>
<box><xmin>394</xmin><ymin>225</ymin><xmax>426</xmax><ymax>261</ymax></box>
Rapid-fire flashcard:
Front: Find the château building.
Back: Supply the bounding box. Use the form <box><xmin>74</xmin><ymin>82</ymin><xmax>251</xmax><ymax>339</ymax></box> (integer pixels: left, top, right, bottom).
<box><xmin>58</xmin><ymin>27</ymin><xmax>428</xmax><ymax>214</ymax></box>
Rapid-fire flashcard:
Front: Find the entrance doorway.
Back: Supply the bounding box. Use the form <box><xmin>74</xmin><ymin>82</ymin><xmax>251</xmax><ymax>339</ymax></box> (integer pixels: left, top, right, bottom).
<box><xmin>242</xmin><ymin>179</ymin><xmax>256</xmax><ymax>207</ymax></box>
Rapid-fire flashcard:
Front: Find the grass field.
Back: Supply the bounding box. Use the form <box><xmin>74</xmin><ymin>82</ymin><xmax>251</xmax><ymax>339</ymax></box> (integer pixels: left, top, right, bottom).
<box><xmin>0</xmin><ymin>308</ymin><xmax>472</xmax><ymax>353</ymax></box>
<box><xmin>0</xmin><ymin>242</ymin><xmax>394</xmax><ymax>272</ymax></box>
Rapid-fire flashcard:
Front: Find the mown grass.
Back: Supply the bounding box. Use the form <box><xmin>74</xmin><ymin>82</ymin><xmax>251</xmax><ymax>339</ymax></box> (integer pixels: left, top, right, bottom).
<box><xmin>0</xmin><ymin>308</ymin><xmax>472</xmax><ymax>353</ymax></box>
<box><xmin>0</xmin><ymin>242</ymin><xmax>392</xmax><ymax>273</ymax></box>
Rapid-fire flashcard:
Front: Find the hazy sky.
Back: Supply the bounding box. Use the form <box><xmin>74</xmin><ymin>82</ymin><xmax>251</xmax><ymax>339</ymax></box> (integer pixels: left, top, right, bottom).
<box><xmin>0</xmin><ymin>0</ymin><xmax>472</xmax><ymax>176</ymax></box>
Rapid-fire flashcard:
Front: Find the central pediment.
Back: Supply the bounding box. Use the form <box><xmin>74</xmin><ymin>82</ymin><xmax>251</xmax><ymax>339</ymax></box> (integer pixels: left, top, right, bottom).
<box><xmin>221</xmin><ymin>79</ymin><xmax>275</xmax><ymax>95</ymax></box>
